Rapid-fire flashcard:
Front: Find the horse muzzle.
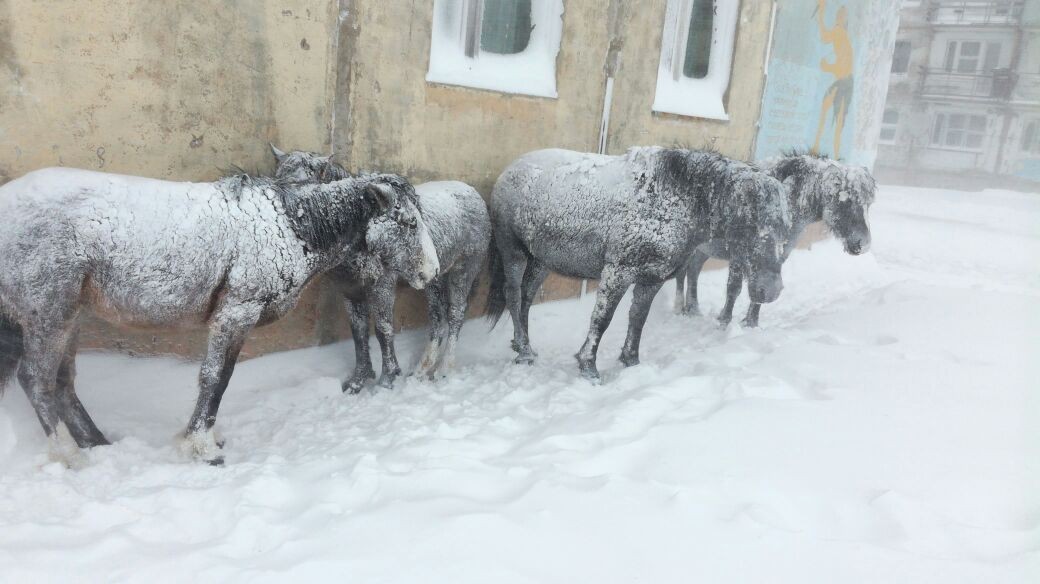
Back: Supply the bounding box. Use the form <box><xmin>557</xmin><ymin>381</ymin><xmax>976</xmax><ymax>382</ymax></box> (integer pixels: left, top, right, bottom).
<box><xmin>749</xmin><ymin>273</ymin><xmax>783</xmax><ymax>304</ymax></box>
<box><xmin>843</xmin><ymin>235</ymin><xmax>871</xmax><ymax>256</ymax></box>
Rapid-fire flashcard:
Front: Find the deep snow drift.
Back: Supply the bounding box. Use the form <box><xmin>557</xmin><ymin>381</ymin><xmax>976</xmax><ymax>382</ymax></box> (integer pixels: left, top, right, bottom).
<box><xmin>0</xmin><ymin>185</ymin><xmax>1037</xmax><ymax>583</ymax></box>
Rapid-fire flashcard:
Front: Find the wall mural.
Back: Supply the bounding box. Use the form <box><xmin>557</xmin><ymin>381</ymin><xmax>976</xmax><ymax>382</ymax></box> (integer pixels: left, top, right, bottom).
<box><xmin>755</xmin><ymin>0</ymin><xmax>901</xmax><ymax>167</ymax></box>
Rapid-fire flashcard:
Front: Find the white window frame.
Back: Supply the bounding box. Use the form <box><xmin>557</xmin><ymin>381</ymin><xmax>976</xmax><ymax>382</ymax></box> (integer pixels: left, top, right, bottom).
<box><xmin>930</xmin><ymin>112</ymin><xmax>987</xmax><ymax>152</ymax></box>
<box><xmin>652</xmin><ymin>0</ymin><xmax>741</xmax><ymax>121</ymax></box>
<box><xmin>879</xmin><ymin>109</ymin><xmax>899</xmax><ymax>144</ymax></box>
<box><xmin>426</xmin><ymin>0</ymin><xmax>564</xmax><ymax>98</ymax></box>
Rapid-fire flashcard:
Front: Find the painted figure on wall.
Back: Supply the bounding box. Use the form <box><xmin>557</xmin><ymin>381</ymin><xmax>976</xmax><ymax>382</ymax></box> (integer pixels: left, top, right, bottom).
<box><xmin>813</xmin><ymin>0</ymin><xmax>854</xmax><ymax>159</ymax></box>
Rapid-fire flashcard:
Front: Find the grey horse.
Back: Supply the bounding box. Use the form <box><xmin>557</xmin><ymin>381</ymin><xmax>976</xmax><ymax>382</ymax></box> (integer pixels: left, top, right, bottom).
<box><xmin>271</xmin><ymin>146</ymin><xmax>490</xmax><ymax>389</ymax></box>
<box><xmin>674</xmin><ymin>153</ymin><xmax>875</xmax><ymax>327</ymax></box>
<box><xmin>486</xmin><ymin>147</ymin><xmax>791</xmax><ymax>381</ymax></box>
<box><xmin>0</xmin><ymin>166</ymin><xmax>436</xmax><ymax>465</ymax></box>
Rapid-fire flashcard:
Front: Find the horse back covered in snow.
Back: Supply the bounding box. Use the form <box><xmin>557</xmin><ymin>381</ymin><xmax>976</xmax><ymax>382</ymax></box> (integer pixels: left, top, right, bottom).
<box><xmin>0</xmin><ymin>166</ymin><xmax>436</xmax><ymax>465</ymax></box>
<box><xmin>271</xmin><ymin>147</ymin><xmax>490</xmax><ymax>389</ymax></box>
<box><xmin>487</xmin><ymin>147</ymin><xmax>791</xmax><ymax>380</ymax></box>
<box><xmin>674</xmin><ymin>152</ymin><xmax>876</xmax><ymax>327</ymax></box>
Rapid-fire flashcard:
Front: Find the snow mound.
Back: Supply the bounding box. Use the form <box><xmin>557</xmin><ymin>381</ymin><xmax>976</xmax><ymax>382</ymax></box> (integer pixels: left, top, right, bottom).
<box><xmin>0</xmin><ymin>185</ymin><xmax>1037</xmax><ymax>583</ymax></box>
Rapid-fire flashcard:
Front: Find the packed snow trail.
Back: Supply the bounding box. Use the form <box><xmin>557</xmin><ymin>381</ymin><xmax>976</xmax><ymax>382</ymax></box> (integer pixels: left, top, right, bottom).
<box><xmin>0</xmin><ymin>185</ymin><xmax>1037</xmax><ymax>583</ymax></box>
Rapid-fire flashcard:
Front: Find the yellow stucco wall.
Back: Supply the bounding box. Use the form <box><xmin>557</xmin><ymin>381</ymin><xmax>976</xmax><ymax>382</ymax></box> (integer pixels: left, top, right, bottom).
<box><xmin>0</xmin><ymin>0</ymin><xmax>340</xmax><ymax>357</ymax></box>
<box><xmin>0</xmin><ymin>0</ymin><xmax>337</xmax><ymax>183</ymax></box>
<box><xmin>0</xmin><ymin>0</ymin><xmax>777</xmax><ymax>357</ymax></box>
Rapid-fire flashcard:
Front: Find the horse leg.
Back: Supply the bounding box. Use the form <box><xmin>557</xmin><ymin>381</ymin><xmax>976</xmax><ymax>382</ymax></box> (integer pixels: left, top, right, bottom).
<box><xmin>416</xmin><ymin>279</ymin><xmax>448</xmax><ymax>378</ymax></box>
<box><xmin>718</xmin><ymin>267</ymin><xmax>743</xmax><ymax>326</ymax></box>
<box><xmin>742</xmin><ymin>303</ymin><xmax>763</xmax><ymax>328</ymax></box>
<box><xmin>343</xmin><ymin>298</ymin><xmax>376</xmax><ymax>394</ymax></box>
<box><xmin>683</xmin><ymin>250</ymin><xmax>710</xmax><ymax>316</ymax></box>
<box><xmin>619</xmin><ymin>281</ymin><xmax>664</xmax><ymax>367</ymax></box>
<box><xmin>182</xmin><ymin>302</ymin><xmax>261</xmax><ymax>465</ymax></box>
<box><xmin>55</xmin><ymin>327</ymin><xmax>109</xmax><ymax>448</ymax></box>
<box><xmin>517</xmin><ymin>260</ymin><xmax>549</xmax><ymax>356</ymax></box>
<box><xmin>500</xmin><ymin>239</ymin><xmax>534</xmax><ymax>363</ymax></box>
<box><xmin>440</xmin><ymin>266</ymin><xmax>478</xmax><ymax>376</ymax></box>
<box><xmin>673</xmin><ymin>266</ymin><xmax>686</xmax><ymax>314</ymax></box>
<box><xmin>575</xmin><ymin>266</ymin><xmax>630</xmax><ymax>382</ymax></box>
<box><xmin>18</xmin><ymin>322</ymin><xmax>83</xmax><ymax>466</ymax></box>
<box><xmin>370</xmin><ymin>278</ymin><xmax>402</xmax><ymax>389</ymax></box>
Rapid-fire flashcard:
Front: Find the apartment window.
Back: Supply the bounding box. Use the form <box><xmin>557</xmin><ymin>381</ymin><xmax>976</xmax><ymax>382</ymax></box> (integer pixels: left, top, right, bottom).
<box><xmin>891</xmin><ymin>40</ymin><xmax>911</xmax><ymax>74</ymax></box>
<box><xmin>880</xmin><ymin>109</ymin><xmax>899</xmax><ymax>144</ymax></box>
<box><xmin>1022</xmin><ymin>121</ymin><xmax>1040</xmax><ymax>154</ymax></box>
<box><xmin>943</xmin><ymin>41</ymin><xmax>1002</xmax><ymax>73</ymax></box>
<box><xmin>652</xmin><ymin>0</ymin><xmax>741</xmax><ymax>120</ymax></box>
<box><xmin>426</xmin><ymin>0</ymin><xmax>564</xmax><ymax>98</ymax></box>
<box><xmin>931</xmin><ymin>113</ymin><xmax>987</xmax><ymax>150</ymax></box>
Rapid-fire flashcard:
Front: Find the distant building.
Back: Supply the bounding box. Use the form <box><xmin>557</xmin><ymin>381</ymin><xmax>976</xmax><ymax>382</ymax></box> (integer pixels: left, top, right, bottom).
<box><xmin>877</xmin><ymin>0</ymin><xmax>1040</xmax><ymax>186</ymax></box>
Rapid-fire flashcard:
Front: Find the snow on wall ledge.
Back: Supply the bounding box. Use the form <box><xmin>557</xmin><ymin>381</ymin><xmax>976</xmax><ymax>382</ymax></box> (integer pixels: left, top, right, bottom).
<box><xmin>426</xmin><ymin>0</ymin><xmax>564</xmax><ymax>98</ymax></box>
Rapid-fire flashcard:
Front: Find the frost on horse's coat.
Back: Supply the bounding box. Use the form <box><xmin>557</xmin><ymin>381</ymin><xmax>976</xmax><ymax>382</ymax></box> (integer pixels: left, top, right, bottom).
<box><xmin>487</xmin><ymin>147</ymin><xmax>791</xmax><ymax>381</ymax></box>
<box><xmin>0</xmin><ymin>166</ymin><xmax>429</xmax><ymax>464</ymax></box>
<box><xmin>271</xmin><ymin>149</ymin><xmax>488</xmax><ymax>389</ymax></box>
<box><xmin>674</xmin><ymin>153</ymin><xmax>876</xmax><ymax>327</ymax></box>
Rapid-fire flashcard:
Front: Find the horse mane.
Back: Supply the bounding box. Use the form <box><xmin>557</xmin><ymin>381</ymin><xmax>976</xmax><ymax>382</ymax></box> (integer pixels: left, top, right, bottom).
<box><xmin>657</xmin><ymin>148</ymin><xmax>791</xmax><ymax>240</ymax></box>
<box><xmin>767</xmin><ymin>153</ymin><xmax>876</xmax><ymax>213</ymax></box>
<box><xmin>216</xmin><ymin>171</ymin><xmax>391</xmax><ymax>255</ymax></box>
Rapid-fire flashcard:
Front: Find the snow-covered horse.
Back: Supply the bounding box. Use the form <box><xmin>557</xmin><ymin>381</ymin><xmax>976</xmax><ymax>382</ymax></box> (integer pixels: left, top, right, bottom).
<box><xmin>674</xmin><ymin>153</ymin><xmax>875</xmax><ymax>327</ymax></box>
<box><xmin>486</xmin><ymin>147</ymin><xmax>791</xmax><ymax>381</ymax></box>
<box><xmin>0</xmin><ymin>167</ymin><xmax>437</xmax><ymax>464</ymax></box>
<box><xmin>271</xmin><ymin>147</ymin><xmax>490</xmax><ymax>389</ymax></box>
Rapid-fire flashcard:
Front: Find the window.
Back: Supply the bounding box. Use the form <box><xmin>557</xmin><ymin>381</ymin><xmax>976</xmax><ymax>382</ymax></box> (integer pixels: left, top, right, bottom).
<box><xmin>943</xmin><ymin>40</ymin><xmax>1003</xmax><ymax>73</ymax></box>
<box><xmin>652</xmin><ymin>0</ymin><xmax>741</xmax><ymax>120</ymax></box>
<box><xmin>1022</xmin><ymin>121</ymin><xmax>1040</xmax><ymax>154</ymax></box>
<box><xmin>426</xmin><ymin>0</ymin><xmax>564</xmax><ymax>98</ymax></box>
<box><xmin>891</xmin><ymin>40</ymin><xmax>911</xmax><ymax>74</ymax></box>
<box><xmin>880</xmin><ymin>109</ymin><xmax>899</xmax><ymax>144</ymax></box>
<box><xmin>931</xmin><ymin>113</ymin><xmax>987</xmax><ymax>150</ymax></box>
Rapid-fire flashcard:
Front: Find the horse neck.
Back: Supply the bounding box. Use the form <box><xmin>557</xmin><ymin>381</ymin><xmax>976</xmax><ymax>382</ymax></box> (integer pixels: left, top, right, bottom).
<box><xmin>285</xmin><ymin>182</ymin><xmax>375</xmax><ymax>262</ymax></box>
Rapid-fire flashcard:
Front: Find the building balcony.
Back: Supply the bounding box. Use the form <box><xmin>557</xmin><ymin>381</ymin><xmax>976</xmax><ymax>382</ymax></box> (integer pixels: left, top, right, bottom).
<box><xmin>928</xmin><ymin>1</ymin><xmax>1023</xmax><ymax>26</ymax></box>
<box><xmin>919</xmin><ymin>68</ymin><xmax>1040</xmax><ymax>103</ymax></box>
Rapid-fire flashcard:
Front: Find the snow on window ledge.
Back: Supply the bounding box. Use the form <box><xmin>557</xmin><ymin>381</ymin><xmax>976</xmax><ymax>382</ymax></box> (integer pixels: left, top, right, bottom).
<box><xmin>652</xmin><ymin>0</ymin><xmax>740</xmax><ymax>121</ymax></box>
<box><xmin>426</xmin><ymin>0</ymin><xmax>564</xmax><ymax>99</ymax></box>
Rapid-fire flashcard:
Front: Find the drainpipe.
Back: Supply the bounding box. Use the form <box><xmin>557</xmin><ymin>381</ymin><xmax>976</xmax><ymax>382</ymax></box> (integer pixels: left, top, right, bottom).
<box><xmin>582</xmin><ymin>0</ymin><xmax>626</xmax><ymax>299</ymax></box>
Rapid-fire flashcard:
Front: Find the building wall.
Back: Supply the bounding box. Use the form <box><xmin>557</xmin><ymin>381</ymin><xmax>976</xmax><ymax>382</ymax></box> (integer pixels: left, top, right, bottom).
<box><xmin>325</xmin><ymin>0</ymin><xmax>778</xmax><ymax>338</ymax></box>
<box><xmin>0</xmin><ymin>0</ymin><xmax>343</xmax><ymax>358</ymax></box>
<box><xmin>755</xmin><ymin>0</ymin><xmax>901</xmax><ymax>166</ymax></box>
<box><xmin>0</xmin><ymin>0</ymin><xmax>851</xmax><ymax>360</ymax></box>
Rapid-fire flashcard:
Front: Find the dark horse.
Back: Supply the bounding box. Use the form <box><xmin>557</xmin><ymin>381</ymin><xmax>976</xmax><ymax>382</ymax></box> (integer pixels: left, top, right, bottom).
<box><xmin>0</xmin><ymin>167</ymin><xmax>436</xmax><ymax>465</ymax></box>
<box><xmin>272</xmin><ymin>146</ymin><xmax>489</xmax><ymax>389</ymax></box>
<box><xmin>674</xmin><ymin>153</ymin><xmax>875</xmax><ymax>327</ymax></box>
<box><xmin>486</xmin><ymin>147</ymin><xmax>791</xmax><ymax>381</ymax></box>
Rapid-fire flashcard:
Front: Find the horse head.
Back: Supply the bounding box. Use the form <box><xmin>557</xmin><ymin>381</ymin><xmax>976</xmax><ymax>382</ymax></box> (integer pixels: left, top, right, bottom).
<box><xmin>363</xmin><ymin>179</ymin><xmax>440</xmax><ymax>290</ymax></box>
<box><xmin>819</xmin><ymin>164</ymin><xmax>875</xmax><ymax>256</ymax></box>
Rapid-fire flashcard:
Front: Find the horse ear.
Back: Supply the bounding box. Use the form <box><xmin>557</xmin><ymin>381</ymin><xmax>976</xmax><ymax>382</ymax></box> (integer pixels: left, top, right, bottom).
<box><xmin>366</xmin><ymin>182</ymin><xmax>397</xmax><ymax>212</ymax></box>
<box><xmin>270</xmin><ymin>143</ymin><xmax>287</xmax><ymax>162</ymax></box>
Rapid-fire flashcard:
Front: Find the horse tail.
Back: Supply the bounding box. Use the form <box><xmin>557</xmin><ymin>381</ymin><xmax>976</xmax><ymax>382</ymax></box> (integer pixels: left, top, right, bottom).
<box><xmin>484</xmin><ymin>231</ymin><xmax>507</xmax><ymax>330</ymax></box>
<box><xmin>0</xmin><ymin>312</ymin><xmax>23</xmax><ymax>396</ymax></box>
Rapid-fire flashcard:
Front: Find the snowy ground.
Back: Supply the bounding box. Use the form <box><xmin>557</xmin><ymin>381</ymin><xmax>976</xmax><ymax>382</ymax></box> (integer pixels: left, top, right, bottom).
<box><xmin>0</xmin><ymin>185</ymin><xmax>1037</xmax><ymax>583</ymax></box>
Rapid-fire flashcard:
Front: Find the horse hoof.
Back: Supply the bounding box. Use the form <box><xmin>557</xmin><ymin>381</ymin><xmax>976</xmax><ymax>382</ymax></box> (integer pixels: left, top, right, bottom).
<box><xmin>180</xmin><ymin>428</ymin><xmax>224</xmax><ymax>463</ymax></box>
<box><xmin>580</xmin><ymin>369</ymin><xmax>601</xmax><ymax>384</ymax></box>
<box><xmin>681</xmin><ymin>306</ymin><xmax>702</xmax><ymax>318</ymax></box>
<box><xmin>376</xmin><ymin>375</ymin><xmax>397</xmax><ymax>389</ymax></box>
<box><xmin>342</xmin><ymin>373</ymin><xmax>373</xmax><ymax>394</ymax></box>
<box><xmin>619</xmin><ymin>354</ymin><xmax>639</xmax><ymax>367</ymax></box>
<box><xmin>206</xmin><ymin>456</ymin><xmax>225</xmax><ymax>467</ymax></box>
<box><xmin>514</xmin><ymin>354</ymin><xmax>536</xmax><ymax>365</ymax></box>
<box><xmin>741</xmin><ymin>319</ymin><xmax>759</xmax><ymax>329</ymax></box>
